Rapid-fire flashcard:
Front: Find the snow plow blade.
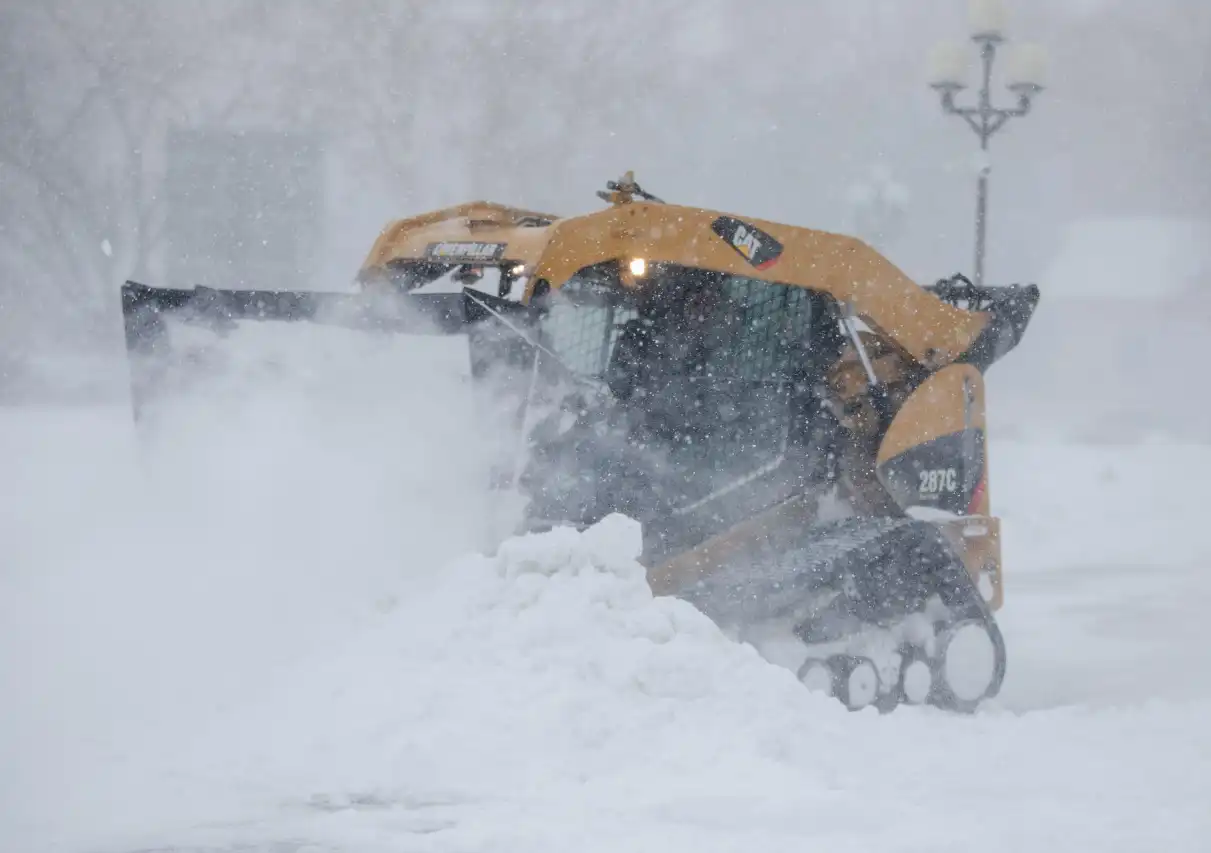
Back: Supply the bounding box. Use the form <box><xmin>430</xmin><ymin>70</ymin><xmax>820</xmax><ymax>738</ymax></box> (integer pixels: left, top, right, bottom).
<box><xmin>119</xmin><ymin>280</ymin><xmax>526</xmax><ymax>417</ymax></box>
<box><xmin>121</xmin><ymin>280</ymin><xmax>469</xmax><ymax>339</ymax></box>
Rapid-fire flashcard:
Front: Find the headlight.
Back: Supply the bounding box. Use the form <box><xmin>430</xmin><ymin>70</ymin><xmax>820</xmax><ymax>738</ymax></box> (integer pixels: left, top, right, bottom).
<box><xmin>629</xmin><ymin>257</ymin><xmax>647</xmax><ymax>276</ymax></box>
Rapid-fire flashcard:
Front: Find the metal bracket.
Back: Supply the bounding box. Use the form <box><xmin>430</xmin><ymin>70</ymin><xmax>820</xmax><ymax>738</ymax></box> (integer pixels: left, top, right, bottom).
<box><xmin>841</xmin><ymin>302</ymin><xmax>879</xmax><ymax>387</ymax></box>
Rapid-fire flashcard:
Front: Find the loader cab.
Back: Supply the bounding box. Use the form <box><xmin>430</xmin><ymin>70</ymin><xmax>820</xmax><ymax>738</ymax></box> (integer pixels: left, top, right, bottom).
<box><xmin>520</xmin><ymin>261</ymin><xmax>847</xmax><ymax>552</ymax></box>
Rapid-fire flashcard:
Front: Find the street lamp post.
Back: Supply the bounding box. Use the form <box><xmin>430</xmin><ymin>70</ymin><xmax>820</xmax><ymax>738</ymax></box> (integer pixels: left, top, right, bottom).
<box><xmin>928</xmin><ymin>0</ymin><xmax>1046</xmax><ymax>287</ymax></box>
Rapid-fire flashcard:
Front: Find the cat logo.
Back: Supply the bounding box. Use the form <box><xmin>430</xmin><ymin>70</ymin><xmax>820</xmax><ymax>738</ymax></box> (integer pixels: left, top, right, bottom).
<box><xmin>732</xmin><ymin>224</ymin><xmax>761</xmax><ymax>259</ymax></box>
<box><xmin>710</xmin><ymin>216</ymin><xmax>783</xmax><ymax>270</ymax></box>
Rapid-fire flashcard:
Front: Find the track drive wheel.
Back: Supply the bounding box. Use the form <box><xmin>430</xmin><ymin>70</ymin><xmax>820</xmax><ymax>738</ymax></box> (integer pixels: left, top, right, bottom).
<box><xmin>929</xmin><ymin>618</ymin><xmax>1006</xmax><ymax>713</ymax></box>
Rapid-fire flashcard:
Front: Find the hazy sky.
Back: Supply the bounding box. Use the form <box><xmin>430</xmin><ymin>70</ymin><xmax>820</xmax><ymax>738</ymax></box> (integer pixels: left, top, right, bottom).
<box><xmin>0</xmin><ymin>0</ymin><xmax>1207</xmax><ymax>351</ymax></box>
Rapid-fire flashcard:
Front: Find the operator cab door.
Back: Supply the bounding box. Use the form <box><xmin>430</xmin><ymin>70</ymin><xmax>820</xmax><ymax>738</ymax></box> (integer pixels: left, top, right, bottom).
<box><xmin>517</xmin><ymin>265</ymin><xmax>843</xmax><ymax>545</ymax></box>
<box><xmin>651</xmin><ymin>274</ymin><xmax>836</xmax><ymax>530</ymax></box>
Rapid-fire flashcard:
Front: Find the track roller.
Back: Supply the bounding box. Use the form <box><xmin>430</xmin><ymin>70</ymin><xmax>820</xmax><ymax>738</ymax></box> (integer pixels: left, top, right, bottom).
<box><xmin>898</xmin><ymin>647</ymin><xmax>934</xmax><ymax>705</ymax></box>
<box><xmin>830</xmin><ymin>655</ymin><xmax>880</xmax><ymax>711</ymax></box>
<box><xmin>796</xmin><ymin>657</ymin><xmax>835</xmax><ymax>697</ymax></box>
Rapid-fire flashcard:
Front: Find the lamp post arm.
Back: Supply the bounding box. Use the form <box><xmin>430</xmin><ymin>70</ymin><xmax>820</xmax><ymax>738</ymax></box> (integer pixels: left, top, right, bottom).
<box><xmin>985</xmin><ymin>93</ymin><xmax>1037</xmax><ymax>137</ymax></box>
<box><xmin>987</xmin><ymin>111</ymin><xmax>1012</xmax><ymax>137</ymax></box>
<box><xmin>938</xmin><ymin>92</ymin><xmax>991</xmax><ymax>137</ymax></box>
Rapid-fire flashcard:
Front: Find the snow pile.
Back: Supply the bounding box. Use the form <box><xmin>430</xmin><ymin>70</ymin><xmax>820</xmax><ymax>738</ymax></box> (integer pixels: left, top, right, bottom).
<box><xmin>48</xmin><ymin>514</ymin><xmax>1210</xmax><ymax>853</ymax></box>
<box><xmin>125</xmin><ymin>515</ymin><xmax>844</xmax><ymax>825</ymax></box>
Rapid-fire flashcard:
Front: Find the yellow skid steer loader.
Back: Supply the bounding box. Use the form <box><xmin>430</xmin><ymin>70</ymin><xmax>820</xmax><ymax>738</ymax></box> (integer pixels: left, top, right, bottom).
<box><xmin>119</xmin><ymin>173</ymin><xmax>1039</xmax><ymax>713</ymax></box>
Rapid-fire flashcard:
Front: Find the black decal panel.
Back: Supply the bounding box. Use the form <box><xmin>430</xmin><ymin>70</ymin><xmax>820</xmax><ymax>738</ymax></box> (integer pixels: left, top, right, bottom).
<box><xmin>710</xmin><ymin>216</ymin><xmax>784</xmax><ymax>270</ymax></box>
<box><xmin>878</xmin><ymin>429</ymin><xmax>985</xmax><ymax>515</ymax></box>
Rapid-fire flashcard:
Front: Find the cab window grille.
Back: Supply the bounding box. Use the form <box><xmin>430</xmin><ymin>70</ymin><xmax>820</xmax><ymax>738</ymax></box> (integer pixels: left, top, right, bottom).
<box><xmin>713</xmin><ymin>276</ymin><xmax>813</xmax><ymax>382</ymax></box>
<box><xmin>541</xmin><ymin>278</ymin><xmax>637</xmax><ymax>377</ymax></box>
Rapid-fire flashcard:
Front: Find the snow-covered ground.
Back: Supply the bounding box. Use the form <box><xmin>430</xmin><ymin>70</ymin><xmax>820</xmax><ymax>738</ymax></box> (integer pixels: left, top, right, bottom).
<box><xmin>2</xmin><ymin>326</ymin><xmax>1209</xmax><ymax>852</ymax></box>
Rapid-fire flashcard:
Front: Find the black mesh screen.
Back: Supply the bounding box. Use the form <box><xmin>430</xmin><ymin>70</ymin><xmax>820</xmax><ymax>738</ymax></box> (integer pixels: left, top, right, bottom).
<box><xmin>543</xmin><ymin>301</ymin><xmax>637</xmax><ymax>377</ymax></box>
<box><xmin>711</xmin><ymin>276</ymin><xmax>813</xmax><ymax>380</ymax></box>
<box><xmin>540</xmin><ymin>275</ymin><xmax>638</xmax><ymax>378</ymax></box>
<box><xmin>539</xmin><ymin>271</ymin><xmax>813</xmax><ymax>383</ymax></box>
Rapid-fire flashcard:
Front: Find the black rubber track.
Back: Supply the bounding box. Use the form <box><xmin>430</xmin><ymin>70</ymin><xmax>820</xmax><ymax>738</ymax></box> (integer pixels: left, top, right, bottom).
<box><xmin>676</xmin><ymin>515</ymin><xmax>1007</xmax><ymax>713</ymax></box>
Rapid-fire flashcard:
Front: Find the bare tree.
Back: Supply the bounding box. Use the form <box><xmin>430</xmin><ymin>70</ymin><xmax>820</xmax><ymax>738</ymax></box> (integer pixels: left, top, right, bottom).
<box><xmin>0</xmin><ymin>0</ymin><xmax>285</xmax><ymax>350</ymax></box>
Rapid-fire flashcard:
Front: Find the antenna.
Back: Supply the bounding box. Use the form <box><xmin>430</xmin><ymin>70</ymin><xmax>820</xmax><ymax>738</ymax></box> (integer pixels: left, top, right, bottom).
<box><xmin>596</xmin><ymin>171</ymin><xmax>665</xmax><ymax>205</ymax></box>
